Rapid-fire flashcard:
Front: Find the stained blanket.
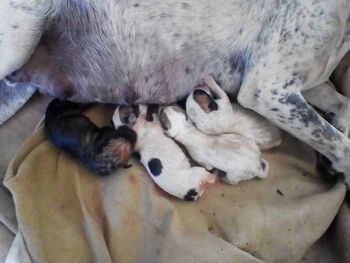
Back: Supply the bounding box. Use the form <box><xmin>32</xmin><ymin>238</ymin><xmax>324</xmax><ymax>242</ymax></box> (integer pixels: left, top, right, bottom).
<box><xmin>3</xmin><ymin>103</ymin><xmax>346</xmax><ymax>263</ymax></box>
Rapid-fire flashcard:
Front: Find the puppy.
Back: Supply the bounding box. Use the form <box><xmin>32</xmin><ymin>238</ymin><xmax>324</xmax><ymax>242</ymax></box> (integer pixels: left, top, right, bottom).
<box><xmin>160</xmin><ymin>105</ymin><xmax>269</xmax><ymax>185</ymax></box>
<box><xmin>186</xmin><ymin>75</ymin><xmax>281</xmax><ymax>150</ymax></box>
<box><xmin>112</xmin><ymin>104</ymin><xmax>215</xmax><ymax>201</ymax></box>
<box><xmin>44</xmin><ymin>99</ymin><xmax>137</xmax><ymax>176</ymax></box>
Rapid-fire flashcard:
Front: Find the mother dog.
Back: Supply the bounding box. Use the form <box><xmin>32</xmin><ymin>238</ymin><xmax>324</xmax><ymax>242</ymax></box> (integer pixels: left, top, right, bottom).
<box><xmin>0</xmin><ymin>0</ymin><xmax>350</xmax><ymax>183</ymax></box>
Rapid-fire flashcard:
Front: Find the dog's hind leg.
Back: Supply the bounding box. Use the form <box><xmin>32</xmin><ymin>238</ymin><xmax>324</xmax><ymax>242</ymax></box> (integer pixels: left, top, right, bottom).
<box><xmin>238</xmin><ymin>76</ymin><xmax>350</xmax><ymax>186</ymax></box>
<box><xmin>303</xmin><ymin>82</ymin><xmax>350</xmax><ymax>137</ymax></box>
<box><xmin>0</xmin><ymin>0</ymin><xmax>53</xmax><ymax>79</ymax></box>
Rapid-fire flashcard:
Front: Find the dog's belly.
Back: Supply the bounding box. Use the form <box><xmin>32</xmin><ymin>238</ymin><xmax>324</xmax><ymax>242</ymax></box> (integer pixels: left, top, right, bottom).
<box><xmin>35</xmin><ymin>38</ymin><xmax>246</xmax><ymax>104</ymax></box>
<box><xmin>18</xmin><ymin>0</ymin><xmax>257</xmax><ymax>104</ymax></box>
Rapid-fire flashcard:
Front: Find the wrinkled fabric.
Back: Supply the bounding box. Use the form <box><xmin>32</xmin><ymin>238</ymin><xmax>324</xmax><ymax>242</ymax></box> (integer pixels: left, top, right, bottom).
<box><xmin>3</xmin><ymin>104</ymin><xmax>346</xmax><ymax>263</ymax></box>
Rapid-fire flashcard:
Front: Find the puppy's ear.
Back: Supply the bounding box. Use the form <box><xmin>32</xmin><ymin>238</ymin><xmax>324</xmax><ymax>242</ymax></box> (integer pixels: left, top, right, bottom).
<box><xmin>193</xmin><ymin>90</ymin><xmax>217</xmax><ymax>113</ymax></box>
<box><xmin>159</xmin><ymin>109</ymin><xmax>171</xmax><ymax>131</ymax></box>
<box><xmin>208</xmin><ymin>100</ymin><xmax>218</xmax><ymax>111</ymax></box>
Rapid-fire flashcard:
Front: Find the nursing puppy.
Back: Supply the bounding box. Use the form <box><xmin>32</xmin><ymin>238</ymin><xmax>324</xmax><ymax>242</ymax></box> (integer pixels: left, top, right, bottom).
<box><xmin>160</xmin><ymin>105</ymin><xmax>269</xmax><ymax>185</ymax></box>
<box><xmin>186</xmin><ymin>75</ymin><xmax>281</xmax><ymax>150</ymax></box>
<box><xmin>112</xmin><ymin>104</ymin><xmax>215</xmax><ymax>201</ymax></box>
<box><xmin>44</xmin><ymin>99</ymin><xmax>137</xmax><ymax>176</ymax></box>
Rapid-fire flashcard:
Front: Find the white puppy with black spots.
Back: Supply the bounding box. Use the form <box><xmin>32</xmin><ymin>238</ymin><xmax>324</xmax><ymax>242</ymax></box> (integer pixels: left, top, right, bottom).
<box><xmin>186</xmin><ymin>75</ymin><xmax>282</xmax><ymax>150</ymax></box>
<box><xmin>112</xmin><ymin>104</ymin><xmax>216</xmax><ymax>201</ymax></box>
<box><xmin>159</xmin><ymin>105</ymin><xmax>269</xmax><ymax>185</ymax></box>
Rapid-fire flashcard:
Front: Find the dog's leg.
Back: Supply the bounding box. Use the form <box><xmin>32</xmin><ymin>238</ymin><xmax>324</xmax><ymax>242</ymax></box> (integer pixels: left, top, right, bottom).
<box><xmin>0</xmin><ymin>0</ymin><xmax>52</xmax><ymax>79</ymax></box>
<box><xmin>238</xmin><ymin>80</ymin><xmax>350</xmax><ymax>185</ymax></box>
<box><xmin>303</xmin><ymin>82</ymin><xmax>350</xmax><ymax>136</ymax></box>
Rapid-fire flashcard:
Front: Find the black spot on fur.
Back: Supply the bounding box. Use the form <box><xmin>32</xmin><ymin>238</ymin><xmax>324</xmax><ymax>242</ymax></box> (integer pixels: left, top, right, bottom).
<box><xmin>133</xmin><ymin>3</ymin><xmax>139</xmax><ymax>7</ymax></box>
<box><xmin>148</xmin><ymin>158</ymin><xmax>163</xmax><ymax>176</ymax></box>
<box><xmin>182</xmin><ymin>2</ymin><xmax>190</xmax><ymax>9</ymax></box>
<box><xmin>9</xmin><ymin>1</ymin><xmax>17</xmax><ymax>8</ymax></box>
<box><xmin>12</xmin><ymin>25</ymin><xmax>18</xmax><ymax>29</ymax></box>
<box><xmin>271</xmin><ymin>89</ymin><xmax>278</xmax><ymax>95</ymax></box>
<box><xmin>184</xmin><ymin>189</ymin><xmax>198</xmax><ymax>201</ymax></box>
<box><xmin>279</xmin><ymin>93</ymin><xmax>307</xmax><ymax>110</ymax></box>
<box><xmin>282</xmin><ymin>79</ymin><xmax>295</xmax><ymax>89</ymax></box>
<box><xmin>271</xmin><ymin>108</ymin><xmax>279</xmax><ymax>112</ymax></box>
<box><xmin>185</xmin><ymin>67</ymin><xmax>191</xmax><ymax>74</ymax></box>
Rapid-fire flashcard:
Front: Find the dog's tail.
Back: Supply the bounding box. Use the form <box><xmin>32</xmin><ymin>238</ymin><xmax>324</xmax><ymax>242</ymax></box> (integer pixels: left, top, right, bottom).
<box><xmin>44</xmin><ymin>99</ymin><xmax>137</xmax><ymax>176</ymax></box>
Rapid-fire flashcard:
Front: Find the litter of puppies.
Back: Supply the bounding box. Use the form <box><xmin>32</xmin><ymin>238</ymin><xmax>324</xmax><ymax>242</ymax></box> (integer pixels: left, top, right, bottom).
<box><xmin>110</xmin><ymin>76</ymin><xmax>281</xmax><ymax>200</ymax></box>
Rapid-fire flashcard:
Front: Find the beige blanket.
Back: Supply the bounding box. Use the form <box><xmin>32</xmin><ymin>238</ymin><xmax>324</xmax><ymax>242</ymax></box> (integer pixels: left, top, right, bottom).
<box><xmin>3</xmin><ymin>104</ymin><xmax>346</xmax><ymax>263</ymax></box>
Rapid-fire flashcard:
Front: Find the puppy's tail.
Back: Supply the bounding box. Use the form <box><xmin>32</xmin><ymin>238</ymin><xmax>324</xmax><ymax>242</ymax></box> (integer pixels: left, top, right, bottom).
<box><xmin>44</xmin><ymin>99</ymin><xmax>137</xmax><ymax>176</ymax></box>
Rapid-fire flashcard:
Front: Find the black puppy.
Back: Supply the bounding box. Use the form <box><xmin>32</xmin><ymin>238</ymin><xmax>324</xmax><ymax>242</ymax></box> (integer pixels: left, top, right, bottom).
<box><xmin>44</xmin><ymin>99</ymin><xmax>137</xmax><ymax>175</ymax></box>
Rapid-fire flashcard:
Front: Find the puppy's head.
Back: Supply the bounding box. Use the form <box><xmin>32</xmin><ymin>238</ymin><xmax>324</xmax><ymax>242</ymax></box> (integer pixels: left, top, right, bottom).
<box><xmin>192</xmin><ymin>86</ymin><xmax>218</xmax><ymax>113</ymax></box>
<box><xmin>185</xmin><ymin>86</ymin><xmax>219</xmax><ymax>127</ymax></box>
<box><xmin>159</xmin><ymin>105</ymin><xmax>189</xmax><ymax>138</ymax></box>
<box><xmin>112</xmin><ymin>105</ymin><xmax>139</xmax><ymax>128</ymax></box>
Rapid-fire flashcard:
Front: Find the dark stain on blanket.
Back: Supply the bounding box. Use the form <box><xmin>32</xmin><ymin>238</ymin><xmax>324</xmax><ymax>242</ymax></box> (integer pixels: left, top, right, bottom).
<box><xmin>59</xmin><ymin>204</ymin><xmax>67</xmax><ymax>212</ymax></box>
<box><xmin>276</xmin><ymin>189</ymin><xmax>284</xmax><ymax>196</ymax></box>
<box><xmin>208</xmin><ymin>224</ymin><xmax>215</xmax><ymax>232</ymax></box>
<box><xmin>128</xmin><ymin>174</ymin><xmax>137</xmax><ymax>185</ymax></box>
